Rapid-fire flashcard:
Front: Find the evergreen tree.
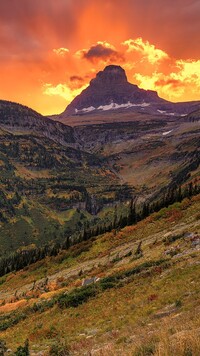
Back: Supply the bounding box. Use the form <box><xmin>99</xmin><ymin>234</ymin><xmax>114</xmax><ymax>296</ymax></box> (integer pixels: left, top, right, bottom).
<box><xmin>127</xmin><ymin>199</ymin><xmax>137</xmax><ymax>225</ymax></box>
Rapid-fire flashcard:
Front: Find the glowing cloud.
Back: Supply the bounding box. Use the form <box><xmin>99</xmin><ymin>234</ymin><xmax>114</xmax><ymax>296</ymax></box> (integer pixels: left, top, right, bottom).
<box><xmin>43</xmin><ymin>82</ymin><xmax>88</xmax><ymax>102</ymax></box>
<box><xmin>172</xmin><ymin>59</ymin><xmax>200</xmax><ymax>87</ymax></box>
<box><xmin>122</xmin><ymin>38</ymin><xmax>169</xmax><ymax>64</ymax></box>
<box><xmin>53</xmin><ymin>47</ymin><xmax>69</xmax><ymax>56</ymax></box>
<box><xmin>135</xmin><ymin>58</ymin><xmax>200</xmax><ymax>101</ymax></box>
<box><xmin>135</xmin><ymin>72</ymin><xmax>185</xmax><ymax>100</ymax></box>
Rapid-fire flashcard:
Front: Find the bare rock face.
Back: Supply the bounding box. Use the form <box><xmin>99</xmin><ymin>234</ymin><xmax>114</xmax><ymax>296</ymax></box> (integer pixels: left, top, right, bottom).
<box><xmin>62</xmin><ymin>65</ymin><xmax>166</xmax><ymax>115</ymax></box>
<box><xmin>90</xmin><ymin>65</ymin><xmax>128</xmax><ymax>87</ymax></box>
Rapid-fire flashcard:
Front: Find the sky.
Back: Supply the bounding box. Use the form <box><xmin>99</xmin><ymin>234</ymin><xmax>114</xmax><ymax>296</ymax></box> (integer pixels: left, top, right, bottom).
<box><xmin>0</xmin><ymin>0</ymin><xmax>200</xmax><ymax>115</ymax></box>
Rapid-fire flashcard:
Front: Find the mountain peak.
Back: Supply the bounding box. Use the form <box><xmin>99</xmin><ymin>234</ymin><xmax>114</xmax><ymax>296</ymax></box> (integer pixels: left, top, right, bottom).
<box><xmin>62</xmin><ymin>65</ymin><xmax>166</xmax><ymax>116</ymax></box>
<box><xmin>90</xmin><ymin>65</ymin><xmax>128</xmax><ymax>88</ymax></box>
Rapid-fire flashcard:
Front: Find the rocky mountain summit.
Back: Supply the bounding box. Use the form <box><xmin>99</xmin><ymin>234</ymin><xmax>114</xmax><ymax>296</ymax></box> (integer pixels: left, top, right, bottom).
<box><xmin>60</xmin><ymin>65</ymin><xmax>200</xmax><ymax>118</ymax></box>
<box><xmin>62</xmin><ymin>65</ymin><xmax>166</xmax><ymax>116</ymax></box>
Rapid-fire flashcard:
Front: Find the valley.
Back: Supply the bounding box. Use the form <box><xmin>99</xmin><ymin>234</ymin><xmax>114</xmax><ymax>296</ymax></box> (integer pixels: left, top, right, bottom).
<box><xmin>0</xmin><ymin>98</ymin><xmax>199</xmax><ymax>256</ymax></box>
<box><xmin>0</xmin><ymin>65</ymin><xmax>199</xmax><ymax>355</ymax></box>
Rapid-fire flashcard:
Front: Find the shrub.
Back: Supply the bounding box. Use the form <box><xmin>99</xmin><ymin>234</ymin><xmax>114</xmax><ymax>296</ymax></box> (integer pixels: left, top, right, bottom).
<box><xmin>14</xmin><ymin>339</ymin><xmax>29</xmax><ymax>356</ymax></box>
<box><xmin>124</xmin><ymin>250</ymin><xmax>132</xmax><ymax>257</ymax></box>
<box><xmin>99</xmin><ymin>280</ymin><xmax>116</xmax><ymax>290</ymax></box>
<box><xmin>134</xmin><ymin>341</ymin><xmax>156</xmax><ymax>355</ymax></box>
<box><xmin>163</xmin><ymin>232</ymin><xmax>185</xmax><ymax>245</ymax></box>
<box><xmin>49</xmin><ymin>341</ymin><xmax>70</xmax><ymax>356</ymax></box>
<box><xmin>57</xmin><ymin>285</ymin><xmax>97</xmax><ymax>309</ymax></box>
<box><xmin>175</xmin><ymin>299</ymin><xmax>182</xmax><ymax>308</ymax></box>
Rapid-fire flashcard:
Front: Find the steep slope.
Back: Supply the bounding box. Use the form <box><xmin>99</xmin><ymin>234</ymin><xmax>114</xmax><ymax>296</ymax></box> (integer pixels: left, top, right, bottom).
<box><xmin>0</xmin><ymin>194</ymin><xmax>199</xmax><ymax>355</ymax></box>
<box><xmin>0</xmin><ymin>100</ymin><xmax>75</xmax><ymax>146</ymax></box>
<box><xmin>186</xmin><ymin>108</ymin><xmax>200</xmax><ymax>122</ymax></box>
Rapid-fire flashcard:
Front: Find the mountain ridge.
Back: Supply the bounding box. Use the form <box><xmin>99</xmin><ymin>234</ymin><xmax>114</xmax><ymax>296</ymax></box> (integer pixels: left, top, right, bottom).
<box><xmin>0</xmin><ymin>100</ymin><xmax>75</xmax><ymax>147</ymax></box>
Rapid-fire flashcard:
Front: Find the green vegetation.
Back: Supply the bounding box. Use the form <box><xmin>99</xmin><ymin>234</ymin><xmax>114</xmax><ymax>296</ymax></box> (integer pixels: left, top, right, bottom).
<box><xmin>0</xmin><ymin>179</ymin><xmax>198</xmax><ymax>277</ymax></box>
<box><xmin>0</xmin><ymin>194</ymin><xmax>199</xmax><ymax>355</ymax></box>
<box><xmin>0</xmin><ymin>130</ymin><xmax>130</xmax><ymax>255</ymax></box>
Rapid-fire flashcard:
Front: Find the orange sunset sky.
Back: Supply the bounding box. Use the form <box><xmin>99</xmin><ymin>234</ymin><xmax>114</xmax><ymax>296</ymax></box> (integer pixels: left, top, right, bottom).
<box><xmin>0</xmin><ymin>0</ymin><xmax>200</xmax><ymax>115</ymax></box>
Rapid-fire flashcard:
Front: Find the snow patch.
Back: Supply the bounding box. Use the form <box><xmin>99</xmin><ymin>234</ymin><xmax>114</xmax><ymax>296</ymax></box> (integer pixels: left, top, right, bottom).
<box><xmin>162</xmin><ymin>130</ymin><xmax>173</xmax><ymax>136</ymax></box>
<box><xmin>157</xmin><ymin>109</ymin><xmax>167</xmax><ymax>114</ymax></box>
<box><xmin>75</xmin><ymin>106</ymin><xmax>95</xmax><ymax>113</ymax></box>
<box><xmin>140</xmin><ymin>102</ymin><xmax>151</xmax><ymax>107</ymax></box>
<box><xmin>75</xmin><ymin>102</ymin><xmax>151</xmax><ymax>113</ymax></box>
<box><xmin>157</xmin><ymin>109</ymin><xmax>179</xmax><ymax>116</ymax></box>
<box><xmin>98</xmin><ymin>101</ymin><xmax>150</xmax><ymax>111</ymax></box>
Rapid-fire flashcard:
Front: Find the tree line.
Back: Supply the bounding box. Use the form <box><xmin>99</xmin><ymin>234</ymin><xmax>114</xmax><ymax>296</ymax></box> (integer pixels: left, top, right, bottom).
<box><xmin>0</xmin><ymin>180</ymin><xmax>199</xmax><ymax>278</ymax></box>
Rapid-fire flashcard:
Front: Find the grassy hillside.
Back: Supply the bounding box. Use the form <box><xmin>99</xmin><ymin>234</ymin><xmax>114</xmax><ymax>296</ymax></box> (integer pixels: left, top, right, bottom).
<box><xmin>0</xmin><ymin>194</ymin><xmax>199</xmax><ymax>355</ymax></box>
<box><xmin>0</xmin><ymin>126</ymin><xmax>132</xmax><ymax>255</ymax></box>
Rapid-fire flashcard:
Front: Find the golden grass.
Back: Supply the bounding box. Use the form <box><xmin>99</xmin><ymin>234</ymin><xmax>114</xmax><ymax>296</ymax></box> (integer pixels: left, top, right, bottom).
<box><xmin>0</xmin><ymin>299</ymin><xmax>28</xmax><ymax>313</ymax></box>
<box><xmin>0</xmin><ymin>195</ymin><xmax>199</xmax><ymax>354</ymax></box>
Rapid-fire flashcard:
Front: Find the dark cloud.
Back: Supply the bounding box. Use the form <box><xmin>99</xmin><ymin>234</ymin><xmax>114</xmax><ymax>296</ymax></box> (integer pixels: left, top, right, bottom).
<box><xmin>155</xmin><ymin>78</ymin><xmax>185</xmax><ymax>89</ymax></box>
<box><xmin>83</xmin><ymin>44</ymin><xmax>125</xmax><ymax>63</ymax></box>
<box><xmin>70</xmin><ymin>75</ymin><xmax>84</xmax><ymax>82</ymax></box>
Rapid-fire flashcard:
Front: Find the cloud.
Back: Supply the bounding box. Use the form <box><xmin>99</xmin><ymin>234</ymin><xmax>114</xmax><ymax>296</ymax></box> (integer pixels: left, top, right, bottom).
<box><xmin>122</xmin><ymin>38</ymin><xmax>169</xmax><ymax>64</ymax></box>
<box><xmin>172</xmin><ymin>59</ymin><xmax>200</xmax><ymax>87</ymax></box>
<box><xmin>82</xmin><ymin>42</ymin><xmax>125</xmax><ymax>63</ymax></box>
<box><xmin>70</xmin><ymin>75</ymin><xmax>84</xmax><ymax>82</ymax></box>
<box><xmin>134</xmin><ymin>58</ymin><xmax>200</xmax><ymax>101</ymax></box>
<box><xmin>43</xmin><ymin>82</ymin><xmax>88</xmax><ymax>102</ymax></box>
<box><xmin>53</xmin><ymin>47</ymin><xmax>69</xmax><ymax>56</ymax></box>
<box><xmin>135</xmin><ymin>72</ymin><xmax>185</xmax><ymax>100</ymax></box>
<box><xmin>155</xmin><ymin>78</ymin><xmax>185</xmax><ymax>89</ymax></box>
<box><xmin>69</xmin><ymin>76</ymin><xmax>85</xmax><ymax>89</ymax></box>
